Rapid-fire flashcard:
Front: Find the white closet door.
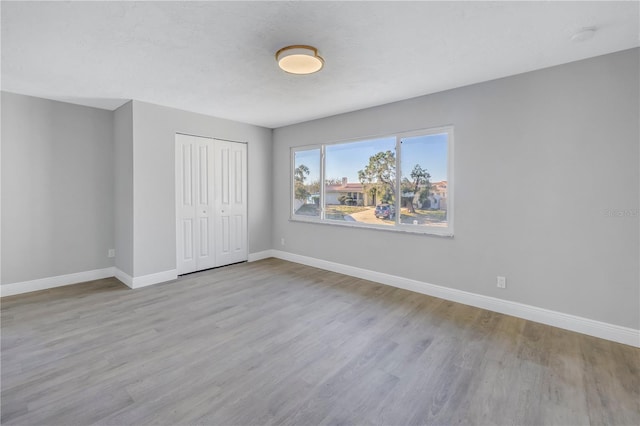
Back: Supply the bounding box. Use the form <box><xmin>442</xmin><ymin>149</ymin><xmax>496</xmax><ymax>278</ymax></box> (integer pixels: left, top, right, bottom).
<box><xmin>215</xmin><ymin>140</ymin><xmax>248</xmax><ymax>266</ymax></box>
<box><xmin>175</xmin><ymin>134</ymin><xmax>215</xmax><ymax>275</ymax></box>
<box><xmin>177</xmin><ymin>134</ymin><xmax>247</xmax><ymax>275</ymax></box>
<box><xmin>195</xmin><ymin>140</ymin><xmax>216</xmax><ymax>271</ymax></box>
<box><xmin>176</xmin><ymin>135</ymin><xmax>197</xmax><ymax>275</ymax></box>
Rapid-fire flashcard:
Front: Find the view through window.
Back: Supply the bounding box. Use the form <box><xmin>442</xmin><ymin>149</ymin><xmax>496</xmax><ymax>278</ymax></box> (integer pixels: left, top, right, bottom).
<box><xmin>293</xmin><ymin>148</ymin><xmax>321</xmax><ymax>217</ymax></box>
<box><xmin>292</xmin><ymin>127</ymin><xmax>453</xmax><ymax>235</ymax></box>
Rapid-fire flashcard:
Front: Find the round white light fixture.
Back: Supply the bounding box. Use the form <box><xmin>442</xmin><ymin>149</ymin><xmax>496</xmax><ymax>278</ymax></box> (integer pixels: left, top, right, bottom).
<box><xmin>276</xmin><ymin>45</ymin><xmax>324</xmax><ymax>75</ymax></box>
<box><xmin>571</xmin><ymin>27</ymin><xmax>597</xmax><ymax>43</ymax></box>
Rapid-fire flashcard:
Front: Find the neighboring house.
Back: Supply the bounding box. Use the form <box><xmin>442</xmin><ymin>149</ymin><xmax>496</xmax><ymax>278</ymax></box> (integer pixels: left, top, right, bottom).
<box><xmin>429</xmin><ymin>181</ymin><xmax>447</xmax><ymax>210</ymax></box>
<box><xmin>325</xmin><ymin>178</ymin><xmax>370</xmax><ymax>205</ymax></box>
<box><xmin>431</xmin><ymin>181</ymin><xmax>447</xmax><ymax>198</ymax></box>
<box><xmin>325</xmin><ymin>178</ymin><xmax>449</xmax><ymax>209</ymax></box>
<box><xmin>404</xmin><ymin>180</ymin><xmax>448</xmax><ymax>210</ymax></box>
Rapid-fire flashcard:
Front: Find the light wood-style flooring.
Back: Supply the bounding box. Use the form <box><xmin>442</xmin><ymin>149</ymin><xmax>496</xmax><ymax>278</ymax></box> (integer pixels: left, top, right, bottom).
<box><xmin>1</xmin><ymin>258</ymin><xmax>639</xmax><ymax>425</ymax></box>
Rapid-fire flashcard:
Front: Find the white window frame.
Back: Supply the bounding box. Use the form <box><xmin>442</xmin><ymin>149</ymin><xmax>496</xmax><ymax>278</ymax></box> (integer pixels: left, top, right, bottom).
<box><xmin>291</xmin><ymin>126</ymin><xmax>454</xmax><ymax>237</ymax></box>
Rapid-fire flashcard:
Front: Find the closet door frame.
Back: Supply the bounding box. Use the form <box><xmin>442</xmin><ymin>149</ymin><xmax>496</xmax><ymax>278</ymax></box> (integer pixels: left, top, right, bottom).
<box><xmin>175</xmin><ymin>132</ymin><xmax>248</xmax><ymax>275</ymax></box>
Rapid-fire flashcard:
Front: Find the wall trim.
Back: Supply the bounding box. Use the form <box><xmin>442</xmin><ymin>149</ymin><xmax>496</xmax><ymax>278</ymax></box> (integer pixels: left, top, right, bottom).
<box><xmin>1</xmin><ymin>267</ymin><xmax>116</xmax><ymax>297</ymax></box>
<box><xmin>113</xmin><ymin>268</ymin><xmax>134</xmax><ymax>288</ymax></box>
<box><xmin>131</xmin><ymin>269</ymin><xmax>178</xmax><ymax>289</ymax></box>
<box><xmin>248</xmin><ymin>250</ymin><xmax>275</xmax><ymax>262</ymax></box>
<box><xmin>270</xmin><ymin>250</ymin><xmax>640</xmax><ymax>348</ymax></box>
<box><xmin>2</xmin><ymin>266</ymin><xmax>179</xmax><ymax>296</ymax></box>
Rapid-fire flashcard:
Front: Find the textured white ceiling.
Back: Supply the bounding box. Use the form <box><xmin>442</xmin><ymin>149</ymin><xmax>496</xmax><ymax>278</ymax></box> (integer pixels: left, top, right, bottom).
<box><xmin>2</xmin><ymin>1</ymin><xmax>638</xmax><ymax>128</ymax></box>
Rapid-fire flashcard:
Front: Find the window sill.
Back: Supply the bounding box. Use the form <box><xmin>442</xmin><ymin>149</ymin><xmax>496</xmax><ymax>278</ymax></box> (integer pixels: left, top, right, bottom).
<box><xmin>289</xmin><ymin>216</ymin><xmax>454</xmax><ymax>237</ymax></box>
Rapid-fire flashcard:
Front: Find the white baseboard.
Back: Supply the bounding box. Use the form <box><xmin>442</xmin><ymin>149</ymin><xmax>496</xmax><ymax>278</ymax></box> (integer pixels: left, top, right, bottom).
<box><xmin>248</xmin><ymin>250</ymin><xmax>275</xmax><ymax>262</ymax></box>
<box><xmin>115</xmin><ymin>268</ymin><xmax>177</xmax><ymax>289</ymax></box>
<box><xmin>113</xmin><ymin>268</ymin><xmax>134</xmax><ymax>288</ymax></box>
<box><xmin>270</xmin><ymin>250</ymin><xmax>640</xmax><ymax>348</ymax></box>
<box><xmin>131</xmin><ymin>269</ymin><xmax>178</xmax><ymax>289</ymax></box>
<box><xmin>1</xmin><ymin>267</ymin><xmax>116</xmax><ymax>297</ymax></box>
<box><xmin>2</xmin><ymin>266</ymin><xmax>179</xmax><ymax>296</ymax></box>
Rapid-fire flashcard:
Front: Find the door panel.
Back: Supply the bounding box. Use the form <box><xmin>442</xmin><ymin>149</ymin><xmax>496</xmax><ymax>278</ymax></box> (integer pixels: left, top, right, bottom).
<box><xmin>198</xmin><ymin>145</ymin><xmax>209</xmax><ymax>205</ymax></box>
<box><xmin>195</xmin><ymin>140</ymin><xmax>215</xmax><ymax>270</ymax></box>
<box><xmin>199</xmin><ymin>217</ymin><xmax>209</xmax><ymax>256</ymax></box>
<box><xmin>220</xmin><ymin>148</ymin><xmax>229</xmax><ymax>205</ymax></box>
<box><xmin>176</xmin><ymin>134</ymin><xmax>214</xmax><ymax>274</ymax></box>
<box><xmin>215</xmin><ymin>141</ymin><xmax>247</xmax><ymax>266</ymax></box>
<box><xmin>233</xmin><ymin>215</ymin><xmax>243</xmax><ymax>251</ymax></box>
<box><xmin>182</xmin><ymin>219</ymin><xmax>194</xmax><ymax>261</ymax></box>
<box><xmin>234</xmin><ymin>151</ymin><xmax>243</xmax><ymax>204</ymax></box>
<box><xmin>182</xmin><ymin>144</ymin><xmax>193</xmax><ymax>206</ymax></box>
<box><xmin>176</xmin><ymin>136</ymin><xmax>196</xmax><ymax>275</ymax></box>
<box><xmin>221</xmin><ymin>216</ymin><xmax>230</xmax><ymax>254</ymax></box>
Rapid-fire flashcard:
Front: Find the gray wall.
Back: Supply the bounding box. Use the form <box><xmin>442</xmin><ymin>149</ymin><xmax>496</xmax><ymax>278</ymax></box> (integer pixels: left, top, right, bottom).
<box><xmin>272</xmin><ymin>48</ymin><xmax>639</xmax><ymax>329</ymax></box>
<box><xmin>113</xmin><ymin>101</ymin><xmax>134</xmax><ymax>276</ymax></box>
<box><xmin>0</xmin><ymin>94</ymin><xmax>272</xmax><ymax>283</ymax></box>
<box><xmin>131</xmin><ymin>101</ymin><xmax>272</xmax><ymax>277</ymax></box>
<box><xmin>1</xmin><ymin>92</ymin><xmax>114</xmax><ymax>284</ymax></box>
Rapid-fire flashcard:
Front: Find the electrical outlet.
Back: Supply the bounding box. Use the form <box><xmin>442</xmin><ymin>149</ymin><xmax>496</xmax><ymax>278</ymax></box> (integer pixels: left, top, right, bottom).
<box><xmin>108</xmin><ymin>249</ymin><xmax>116</xmax><ymax>258</ymax></box>
<box><xmin>497</xmin><ymin>276</ymin><xmax>506</xmax><ymax>289</ymax></box>
<box><xmin>281</xmin><ymin>237</ymin><xmax>285</xmax><ymax>246</ymax></box>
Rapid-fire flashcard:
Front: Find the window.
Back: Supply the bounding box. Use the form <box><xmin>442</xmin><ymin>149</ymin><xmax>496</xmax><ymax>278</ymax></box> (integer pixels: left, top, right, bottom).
<box><xmin>291</xmin><ymin>126</ymin><xmax>453</xmax><ymax>236</ymax></box>
<box><xmin>293</xmin><ymin>148</ymin><xmax>321</xmax><ymax>217</ymax></box>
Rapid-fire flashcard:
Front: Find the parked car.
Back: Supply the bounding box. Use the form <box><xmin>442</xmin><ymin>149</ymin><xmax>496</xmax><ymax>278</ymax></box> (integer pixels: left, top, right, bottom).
<box><xmin>375</xmin><ymin>203</ymin><xmax>395</xmax><ymax>219</ymax></box>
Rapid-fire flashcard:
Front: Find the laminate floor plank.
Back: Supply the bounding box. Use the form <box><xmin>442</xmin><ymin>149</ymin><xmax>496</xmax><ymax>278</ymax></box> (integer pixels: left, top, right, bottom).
<box><xmin>1</xmin><ymin>258</ymin><xmax>638</xmax><ymax>425</ymax></box>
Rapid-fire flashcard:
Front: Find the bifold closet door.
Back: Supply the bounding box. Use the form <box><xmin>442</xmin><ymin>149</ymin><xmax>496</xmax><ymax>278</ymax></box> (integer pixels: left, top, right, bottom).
<box><xmin>176</xmin><ymin>134</ymin><xmax>216</xmax><ymax>275</ymax></box>
<box><xmin>215</xmin><ymin>140</ymin><xmax>247</xmax><ymax>266</ymax></box>
<box><xmin>176</xmin><ymin>134</ymin><xmax>248</xmax><ymax>275</ymax></box>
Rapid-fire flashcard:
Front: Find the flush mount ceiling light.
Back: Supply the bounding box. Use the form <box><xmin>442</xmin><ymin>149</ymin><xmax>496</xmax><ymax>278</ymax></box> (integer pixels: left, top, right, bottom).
<box><xmin>276</xmin><ymin>45</ymin><xmax>324</xmax><ymax>75</ymax></box>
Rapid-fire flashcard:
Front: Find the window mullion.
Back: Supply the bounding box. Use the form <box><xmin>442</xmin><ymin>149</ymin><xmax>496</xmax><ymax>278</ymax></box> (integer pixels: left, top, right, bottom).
<box><xmin>395</xmin><ymin>136</ymin><xmax>401</xmax><ymax>226</ymax></box>
<box><xmin>320</xmin><ymin>145</ymin><xmax>325</xmax><ymax>221</ymax></box>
